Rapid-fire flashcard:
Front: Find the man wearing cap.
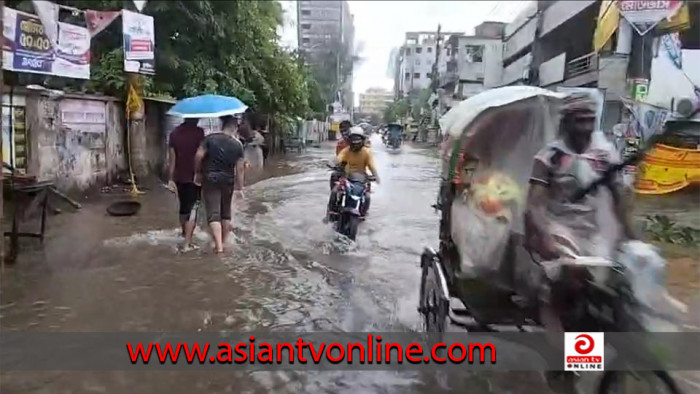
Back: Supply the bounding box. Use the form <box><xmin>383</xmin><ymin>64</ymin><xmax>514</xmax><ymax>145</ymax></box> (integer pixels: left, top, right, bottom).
<box><xmin>524</xmin><ymin>93</ymin><xmax>638</xmax><ymax>391</ymax></box>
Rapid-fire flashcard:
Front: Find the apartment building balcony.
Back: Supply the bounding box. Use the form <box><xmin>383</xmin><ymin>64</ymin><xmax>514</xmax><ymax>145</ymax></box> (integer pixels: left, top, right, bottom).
<box><xmin>541</xmin><ymin>51</ymin><xmax>629</xmax><ymax>101</ymax></box>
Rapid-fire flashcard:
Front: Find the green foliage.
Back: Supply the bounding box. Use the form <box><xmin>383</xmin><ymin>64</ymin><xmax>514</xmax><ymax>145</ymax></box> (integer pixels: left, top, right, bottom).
<box><xmin>383</xmin><ymin>99</ymin><xmax>409</xmax><ymax>123</ymax></box>
<box><xmin>643</xmin><ymin>215</ymin><xmax>700</xmax><ymax>247</ymax></box>
<box><xmin>7</xmin><ymin>0</ymin><xmax>325</xmax><ymax>119</ymax></box>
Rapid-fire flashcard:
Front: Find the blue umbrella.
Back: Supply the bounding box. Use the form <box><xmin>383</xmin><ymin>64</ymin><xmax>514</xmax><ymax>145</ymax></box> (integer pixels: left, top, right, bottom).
<box><xmin>167</xmin><ymin>94</ymin><xmax>248</xmax><ymax>118</ymax></box>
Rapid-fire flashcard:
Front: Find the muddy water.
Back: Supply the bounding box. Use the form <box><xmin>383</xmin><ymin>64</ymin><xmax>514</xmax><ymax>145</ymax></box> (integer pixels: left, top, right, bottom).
<box><xmin>0</xmin><ymin>134</ymin><xmax>696</xmax><ymax>393</ymax></box>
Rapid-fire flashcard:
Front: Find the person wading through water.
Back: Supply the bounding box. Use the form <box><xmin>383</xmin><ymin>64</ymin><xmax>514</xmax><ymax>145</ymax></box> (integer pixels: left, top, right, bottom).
<box><xmin>193</xmin><ymin>115</ymin><xmax>246</xmax><ymax>254</ymax></box>
<box><xmin>167</xmin><ymin>117</ymin><xmax>205</xmax><ymax>251</ymax></box>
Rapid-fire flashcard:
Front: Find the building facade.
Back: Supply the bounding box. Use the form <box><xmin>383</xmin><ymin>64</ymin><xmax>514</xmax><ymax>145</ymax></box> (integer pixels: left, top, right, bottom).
<box><xmin>439</xmin><ymin>22</ymin><xmax>505</xmax><ymax>106</ymax></box>
<box><xmin>394</xmin><ymin>31</ymin><xmax>464</xmax><ymax>99</ymax></box>
<box><xmin>297</xmin><ymin>0</ymin><xmax>355</xmax><ymax>113</ymax></box>
<box><xmin>359</xmin><ymin>88</ymin><xmax>394</xmax><ymax>116</ymax></box>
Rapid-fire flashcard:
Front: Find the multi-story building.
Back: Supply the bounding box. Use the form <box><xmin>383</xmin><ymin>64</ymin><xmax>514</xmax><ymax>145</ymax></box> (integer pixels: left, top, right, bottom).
<box><xmin>499</xmin><ymin>0</ymin><xmax>632</xmax><ymax>131</ymax></box>
<box><xmin>439</xmin><ymin>21</ymin><xmax>506</xmax><ymax>110</ymax></box>
<box><xmin>394</xmin><ymin>31</ymin><xmax>464</xmax><ymax>98</ymax></box>
<box><xmin>359</xmin><ymin>88</ymin><xmax>394</xmax><ymax>116</ymax></box>
<box><xmin>297</xmin><ymin>0</ymin><xmax>355</xmax><ymax>112</ymax></box>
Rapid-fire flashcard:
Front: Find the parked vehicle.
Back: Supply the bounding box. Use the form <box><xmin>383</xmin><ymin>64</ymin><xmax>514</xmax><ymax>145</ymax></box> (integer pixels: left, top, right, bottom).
<box><xmin>420</xmin><ymin>86</ymin><xmax>686</xmax><ymax>393</ymax></box>
<box><xmin>326</xmin><ymin>164</ymin><xmax>375</xmax><ymax>241</ymax></box>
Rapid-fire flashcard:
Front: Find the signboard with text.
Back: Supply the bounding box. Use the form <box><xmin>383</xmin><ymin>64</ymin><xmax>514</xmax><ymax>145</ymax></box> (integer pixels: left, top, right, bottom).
<box><xmin>122</xmin><ymin>9</ymin><xmax>155</xmax><ymax>75</ymax></box>
<box><xmin>617</xmin><ymin>0</ymin><xmax>683</xmax><ymax>36</ymax></box>
<box><xmin>2</xmin><ymin>6</ymin><xmax>90</xmax><ymax>79</ymax></box>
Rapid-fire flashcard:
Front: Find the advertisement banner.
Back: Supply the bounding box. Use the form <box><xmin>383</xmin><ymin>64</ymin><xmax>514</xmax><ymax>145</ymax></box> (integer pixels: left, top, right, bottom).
<box><xmin>622</xmin><ymin>98</ymin><xmax>670</xmax><ymax>143</ymax></box>
<box><xmin>660</xmin><ymin>32</ymin><xmax>683</xmax><ymax>69</ymax></box>
<box><xmin>2</xmin><ymin>6</ymin><xmax>90</xmax><ymax>79</ymax></box>
<box><xmin>122</xmin><ymin>9</ymin><xmax>155</xmax><ymax>75</ymax></box>
<box><xmin>617</xmin><ymin>0</ymin><xmax>684</xmax><ymax>36</ymax></box>
<box><xmin>85</xmin><ymin>9</ymin><xmax>121</xmax><ymax>38</ymax></box>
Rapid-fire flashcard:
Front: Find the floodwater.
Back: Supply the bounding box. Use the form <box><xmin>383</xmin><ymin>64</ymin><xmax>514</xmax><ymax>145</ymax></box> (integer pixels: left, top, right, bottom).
<box><xmin>0</xmin><ymin>134</ymin><xmax>697</xmax><ymax>393</ymax></box>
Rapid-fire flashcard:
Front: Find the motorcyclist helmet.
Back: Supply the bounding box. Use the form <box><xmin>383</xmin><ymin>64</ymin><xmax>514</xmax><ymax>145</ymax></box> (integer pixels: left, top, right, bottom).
<box><xmin>348</xmin><ymin>126</ymin><xmax>366</xmax><ymax>151</ymax></box>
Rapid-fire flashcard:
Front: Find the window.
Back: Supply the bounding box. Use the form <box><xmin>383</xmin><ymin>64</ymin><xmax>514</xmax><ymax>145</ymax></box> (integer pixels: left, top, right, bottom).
<box><xmin>413</xmin><ymin>72</ymin><xmax>420</xmax><ymax>79</ymax></box>
<box><xmin>415</xmin><ymin>47</ymin><xmax>423</xmax><ymax>54</ymax></box>
<box><xmin>453</xmin><ymin>47</ymin><xmax>459</xmax><ymax>54</ymax></box>
<box><xmin>405</xmin><ymin>72</ymin><xmax>410</xmax><ymax>79</ymax></box>
<box><xmin>301</xmin><ymin>9</ymin><xmax>311</xmax><ymax>16</ymax></box>
<box><xmin>301</xmin><ymin>23</ymin><xmax>311</xmax><ymax>29</ymax></box>
<box><xmin>405</xmin><ymin>48</ymin><xmax>411</xmax><ymax>55</ymax></box>
<box><xmin>426</xmin><ymin>73</ymin><xmax>432</xmax><ymax>79</ymax></box>
<box><xmin>302</xmin><ymin>37</ymin><xmax>310</xmax><ymax>44</ymax></box>
<box><xmin>427</xmin><ymin>47</ymin><xmax>433</xmax><ymax>53</ymax></box>
<box><xmin>464</xmin><ymin>45</ymin><xmax>484</xmax><ymax>62</ymax></box>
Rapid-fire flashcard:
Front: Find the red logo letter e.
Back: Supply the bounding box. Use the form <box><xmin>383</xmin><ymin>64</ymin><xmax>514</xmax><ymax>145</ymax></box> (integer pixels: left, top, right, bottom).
<box><xmin>574</xmin><ymin>334</ymin><xmax>595</xmax><ymax>355</ymax></box>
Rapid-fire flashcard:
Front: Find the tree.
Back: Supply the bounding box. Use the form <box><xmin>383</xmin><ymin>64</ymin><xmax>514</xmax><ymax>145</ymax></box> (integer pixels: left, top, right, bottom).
<box><xmin>383</xmin><ymin>99</ymin><xmax>409</xmax><ymax>123</ymax></box>
<box><xmin>5</xmin><ymin>0</ymin><xmax>324</xmax><ymax>122</ymax></box>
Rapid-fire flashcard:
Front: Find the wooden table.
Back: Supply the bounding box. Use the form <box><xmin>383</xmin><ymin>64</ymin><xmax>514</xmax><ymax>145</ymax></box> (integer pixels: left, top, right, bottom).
<box><xmin>3</xmin><ymin>178</ymin><xmax>53</xmax><ymax>264</ymax></box>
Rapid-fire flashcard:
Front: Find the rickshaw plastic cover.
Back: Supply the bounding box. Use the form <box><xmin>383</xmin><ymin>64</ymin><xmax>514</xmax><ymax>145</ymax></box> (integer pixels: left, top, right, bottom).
<box><xmin>617</xmin><ymin>240</ymin><xmax>687</xmax><ymax>331</ymax></box>
<box><xmin>441</xmin><ymin>90</ymin><xmax>564</xmax><ymax>280</ymax></box>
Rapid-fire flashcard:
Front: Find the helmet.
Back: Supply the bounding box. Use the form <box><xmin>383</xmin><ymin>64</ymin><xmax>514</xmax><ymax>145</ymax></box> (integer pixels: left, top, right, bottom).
<box><xmin>348</xmin><ymin>126</ymin><xmax>366</xmax><ymax>150</ymax></box>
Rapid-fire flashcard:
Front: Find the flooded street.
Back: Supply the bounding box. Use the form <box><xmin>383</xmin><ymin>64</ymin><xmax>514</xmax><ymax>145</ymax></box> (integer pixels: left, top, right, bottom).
<box><xmin>0</xmin><ymin>134</ymin><xmax>697</xmax><ymax>393</ymax></box>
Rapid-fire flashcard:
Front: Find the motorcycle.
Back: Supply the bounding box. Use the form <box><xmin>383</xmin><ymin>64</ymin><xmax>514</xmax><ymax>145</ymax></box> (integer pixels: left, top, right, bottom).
<box><xmin>326</xmin><ymin>163</ymin><xmax>375</xmax><ymax>241</ymax></box>
<box><xmin>420</xmin><ymin>86</ymin><xmax>686</xmax><ymax>393</ymax></box>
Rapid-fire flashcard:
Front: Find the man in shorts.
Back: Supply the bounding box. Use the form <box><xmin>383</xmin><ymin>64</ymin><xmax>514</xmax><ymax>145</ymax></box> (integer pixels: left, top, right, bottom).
<box><xmin>193</xmin><ymin>117</ymin><xmax>246</xmax><ymax>254</ymax></box>
<box><xmin>167</xmin><ymin>117</ymin><xmax>205</xmax><ymax>250</ymax></box>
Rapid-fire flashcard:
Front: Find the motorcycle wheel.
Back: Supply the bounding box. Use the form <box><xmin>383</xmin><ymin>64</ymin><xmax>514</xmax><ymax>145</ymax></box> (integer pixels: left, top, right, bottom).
<box><xmin>598</xmin><ymin>371</ymin><xmax>682</xmax><ymax>394</ymax></box>
<box><xmin>346</xmin><ymin>215</ymin><xmax>360</xmax><ymax>241</ymax></box>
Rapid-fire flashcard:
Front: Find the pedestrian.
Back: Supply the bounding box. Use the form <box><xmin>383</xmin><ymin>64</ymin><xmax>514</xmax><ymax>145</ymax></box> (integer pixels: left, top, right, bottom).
<box><xmin>193</xmin><ymin>115</ymin><xmax>246</xmax><ymax>254</ymax></box>
<box><xmin>167</xmin><ymin>117</ymin><xmax>205</xmax><ymax>251</ymax></box>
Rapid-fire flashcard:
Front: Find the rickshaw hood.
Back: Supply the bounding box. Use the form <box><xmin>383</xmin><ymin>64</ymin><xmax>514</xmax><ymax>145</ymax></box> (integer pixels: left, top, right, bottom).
<box><xmin>440</xmin><ymin>86</ymin><xmax>566</xmax><ymax>139</ymax></box>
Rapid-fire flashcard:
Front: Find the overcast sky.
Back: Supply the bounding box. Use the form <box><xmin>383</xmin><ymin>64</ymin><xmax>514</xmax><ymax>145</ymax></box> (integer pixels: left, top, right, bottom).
<box><xmin>279</xmin><ymin>1</ymin><xmax>532</xmax><ymax>105</ymax></box>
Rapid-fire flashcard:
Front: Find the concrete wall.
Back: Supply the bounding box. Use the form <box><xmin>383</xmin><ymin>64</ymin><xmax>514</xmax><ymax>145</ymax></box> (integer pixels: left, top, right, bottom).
<box><xmin>503</xmin><ymin>17</ymin><xmax>538</xmax><ymax>62</ymax></box>
<box><xmin>539</xmin><ymin>52</ymin><xmax>566</xmax><ymax>86</ymax></box>
<box><xmin>540</xmin><ymin>0</ymin><xmax>597</xmax><ymax>36</ymax></box>
<box><xmin>25</xmin><ymin>92</ymin><xmax>126</xmax><ymax>192</ymax></box>
<box><xmin>455</xmin><ymin>37</ymin><xmax>503</xmax><ymax>88</ymax></box>
<box><xmin>502</xmin><ymin>52</ymin><xmax>532</xmax><ymax>85</ymax></box>
<box><xmin>598</xmin><ymin>55</ymin><xmax>630</xmax><ymax>101</ymax></box>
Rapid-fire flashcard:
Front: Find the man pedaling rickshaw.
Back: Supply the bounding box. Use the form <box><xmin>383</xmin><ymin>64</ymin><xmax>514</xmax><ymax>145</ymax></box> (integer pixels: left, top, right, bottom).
<box><xmin>326</xmin><ymin>127</ymin><xmax>380</xmax><ymax>220</ymax></box>
<box><xmin>524</xmin><ymin>93</ymin><xmax>639</xmax><ymax>392</ymax></box>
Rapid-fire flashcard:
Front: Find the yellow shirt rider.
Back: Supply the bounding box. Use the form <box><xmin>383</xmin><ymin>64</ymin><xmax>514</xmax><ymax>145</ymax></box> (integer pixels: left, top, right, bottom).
<box><xmin>336</xmin><ymin>127</ymin><xmax>380</xmax><ymax>182</ymax></box>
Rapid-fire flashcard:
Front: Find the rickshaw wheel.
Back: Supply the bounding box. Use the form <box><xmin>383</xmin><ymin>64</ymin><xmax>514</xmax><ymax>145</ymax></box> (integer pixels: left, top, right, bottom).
<box><xmin>419</xmin><ymin>250</ymin><xmax>449</xmax><ymax>334</ymax></box>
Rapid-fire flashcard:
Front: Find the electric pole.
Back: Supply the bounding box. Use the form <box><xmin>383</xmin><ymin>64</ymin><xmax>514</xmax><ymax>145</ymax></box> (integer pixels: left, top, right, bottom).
<box><xmin>1</xmin><ymin>0</ymin><xmax>5</xmax><ymax>271</ymax></box>
<box><xmin>431</xmin><ymin>23</ymin><xmax>442</xmax><ymax>93</ymax></box>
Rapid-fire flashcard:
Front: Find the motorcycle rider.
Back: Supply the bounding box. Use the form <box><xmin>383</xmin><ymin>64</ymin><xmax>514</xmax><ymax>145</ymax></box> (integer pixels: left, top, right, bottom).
<box><xmin>524</xmin><ymin>93</ymin><xmax>638</xmax><ymax>392</ymax></box>
<box><xmin>328</xmin><ymin>120</ymin><xmax>354</xmax><ymax>190</ymax></box>
<box><xmin>326</xmin><ymin>127</ymin><xmax>380</xmax><ymax>220</ymax></box>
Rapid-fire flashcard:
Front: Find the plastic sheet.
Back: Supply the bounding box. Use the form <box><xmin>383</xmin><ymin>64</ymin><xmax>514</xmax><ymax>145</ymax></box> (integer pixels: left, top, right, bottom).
<box><xmin>617</xmin><ymin>240</ymin><xmax>687</xmax><ymax>331</ymax></box>
<box><xmin>442</xmin><ymin>94</ymin><xmax>562</xmax><ymax>280</ymax></box>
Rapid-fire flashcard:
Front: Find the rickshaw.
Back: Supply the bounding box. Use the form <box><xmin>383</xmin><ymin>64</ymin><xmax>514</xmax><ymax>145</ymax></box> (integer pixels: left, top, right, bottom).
<box><xmin>384</xmin><ymin>123</ymin><xmax>404</xmax><ymax>150</ymax></box>
<box><xmin>419</xmin><ymin>86</ymin><xmax>686</xmax><ymax>393</ymax></box>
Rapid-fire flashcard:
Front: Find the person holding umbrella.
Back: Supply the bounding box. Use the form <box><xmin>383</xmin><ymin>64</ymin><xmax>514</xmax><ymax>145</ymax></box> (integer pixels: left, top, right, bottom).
<box><xmin>193</xmin><ymin>115</ymin><xmax>246</xmax><ymax>254</ymax></box>
<box><xmin>167</xmin><ymin>94</ymin><xmax>249</xmax><ymax>253</ymax></box>
<box><xmin>167</xmin><ymin>117</ymin><xmax>205</xmax><ymax>251</ymax></box>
